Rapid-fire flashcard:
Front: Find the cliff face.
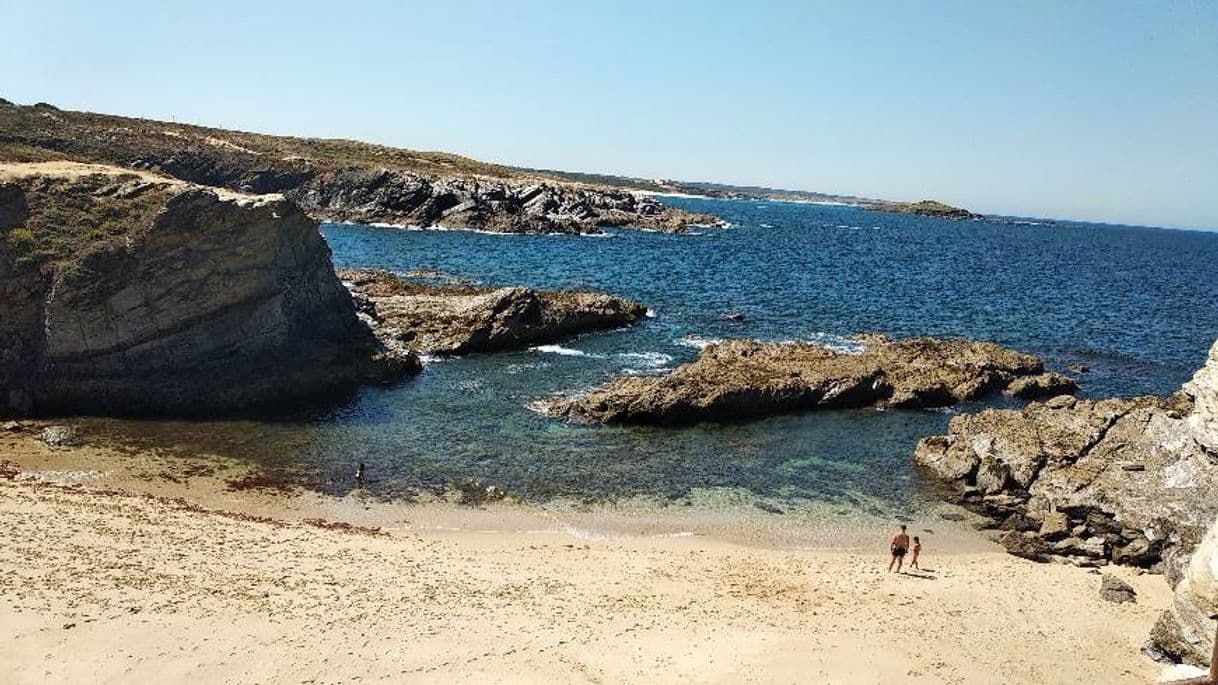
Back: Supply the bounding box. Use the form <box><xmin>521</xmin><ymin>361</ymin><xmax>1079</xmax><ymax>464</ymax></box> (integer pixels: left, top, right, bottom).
<box><xmin>297</xmin><ymin>168</ymin><xmax>717</xmax><ymax>234</ymax></box>
<box><xmin>0</xmin><ymin>101</ymin><xmax>722</xmax><ymax>234</ymax></box>
<box><xmin>914</xmin><ymin>339</ymin><xmax>1218</xmax><ymax>666</ymax></box>
<box><xmin>0</xmin><ymin>163</ymin><xmax>416</xmax><ymax>416</ymax></box>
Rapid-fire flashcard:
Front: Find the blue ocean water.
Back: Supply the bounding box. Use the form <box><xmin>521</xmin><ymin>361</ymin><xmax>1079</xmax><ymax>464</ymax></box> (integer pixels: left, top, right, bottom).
<box><xmin>146</xmin><ymin>198</ymin><xmax>1218</xmax><ymax>515</ymax></box>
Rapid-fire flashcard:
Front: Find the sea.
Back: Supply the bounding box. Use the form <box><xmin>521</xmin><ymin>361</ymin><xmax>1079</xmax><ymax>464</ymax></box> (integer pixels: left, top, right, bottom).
<box><xmin>84</xmin><ymin>197</ymin><xmax>1218</xmax><ymax>530</ymax></box>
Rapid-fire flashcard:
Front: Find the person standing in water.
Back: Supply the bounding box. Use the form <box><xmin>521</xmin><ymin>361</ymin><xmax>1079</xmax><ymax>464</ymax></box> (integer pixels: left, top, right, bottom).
<box><xmin>909</xmin><ymin>536</ymin><xmax>922</xmax><ymax>571</ymax></box>
<box><xmin>888</xmin><ymin>524</ymin><xmax>911</xmax><ymax>573</ymax></box>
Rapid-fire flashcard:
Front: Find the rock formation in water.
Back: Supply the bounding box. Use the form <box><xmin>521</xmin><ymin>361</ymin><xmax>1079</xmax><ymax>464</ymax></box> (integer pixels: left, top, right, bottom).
<box><xmin>0</xmin><ymin>162</ymin><xmax>417</xmax><ymax>416</ymax></box>
<box><xmin>540</xmin><ymin>335</ymin><xmax>1076</xmax><ymax>425</ymax></box>
<box><xmin>0</xmin><ymin>100</ymin><xmax>723</xmax><ymax>234</ymax></box>
<box><xmin>340</xmin><ymin>268</ymin><xmax>647</xmax><ymax>355</ymax></box>
<box><xmin>866</xmin><ymin>199</ymin><xmax>979</xmax><ymax>219</ymax></box>
<box><xmin>914</xmin><ymin>339</ymin><xmax>1218</xmax><ymax>666</ymax></box>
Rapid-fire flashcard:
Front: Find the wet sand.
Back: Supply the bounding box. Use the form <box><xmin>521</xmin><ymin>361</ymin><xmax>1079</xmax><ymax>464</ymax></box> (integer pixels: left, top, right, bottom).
<box><xmin>0</xmin><ymin>425</ymin><xmax>1182</xmax><ymax>683</ymax></box>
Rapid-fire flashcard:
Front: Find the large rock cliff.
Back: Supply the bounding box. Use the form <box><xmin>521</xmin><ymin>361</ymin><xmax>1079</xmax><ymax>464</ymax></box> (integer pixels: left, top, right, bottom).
<box><xmin>0</xmin><ymin>162</ymin><xmax>416</xmax><ymax>416</ymax></box>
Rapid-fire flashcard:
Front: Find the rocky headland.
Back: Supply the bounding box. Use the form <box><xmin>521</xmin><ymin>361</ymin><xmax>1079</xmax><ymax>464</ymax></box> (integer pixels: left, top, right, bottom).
<box><xmin>914</xmin><ymin>339</ymin><xmax>1218</xmax><ymax>666</ymax></box>
<box><xmin>0</xmin><ymin>161</ymin><xmax>416</xmax><ymax>416</ymax></box>
<box><xmin>0</xmin><ymin>100</ymin><xmax>722</xmax><ymax>234</ymax></box>
<box><xmin>340</xmin><ymin>268</ymin><xmax>647</xmax><ymax>356</ymax></box>
<box><xmin>539</xmin><ymin>335</ymin><xmax>1076</xmax><ymax>425</ymax></box>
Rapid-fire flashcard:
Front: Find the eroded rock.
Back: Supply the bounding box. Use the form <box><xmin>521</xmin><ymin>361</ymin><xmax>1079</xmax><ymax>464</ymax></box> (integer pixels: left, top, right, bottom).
<box><xmin>340</xmin><ymin>268</ymin><xmax>646</xmax><ymax>356</ymax></box>
<box><xmin>540</xmin><ymin>335</ymin><xmax>1069</xmax><ymax>425</ymax></box>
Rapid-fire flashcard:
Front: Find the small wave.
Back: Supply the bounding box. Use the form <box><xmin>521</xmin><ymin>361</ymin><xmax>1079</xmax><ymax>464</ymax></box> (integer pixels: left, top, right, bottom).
<box><xmin>530</xmin><ymin>344</ymin><xmax>603</xmax><ymax>358</ymax></box>
<box><xmin>622</xmin><ymin>366</ymin><xmax>673</xmax><ymax>376</ymax></box>
<box><xmin>645</xmin><ymin>308</ymin><xmax>657</xmax><ymax>318</ymax></box>
<box><xmin>759</xmin><ymin>223</ymin><xmax>774</xmax><ymax>228</ymax></box>
<box><xmin>504</xmin><ymin>361</ymin><xmax>551</xmax><ymax>375</ymax></box>
<box><xmin>418</xmin><ymin>353</ymin><xmax>449</xmax><ymax>364</ymax></box>
<box><xmin>676</xmin><ymin>335</ymin><xmax>724</xmax><ymax>350</ymax></box>
<box><xmin>618</xmin><ymin>351</ymin><xmax>674</xmax><ymax>367</ymax></box>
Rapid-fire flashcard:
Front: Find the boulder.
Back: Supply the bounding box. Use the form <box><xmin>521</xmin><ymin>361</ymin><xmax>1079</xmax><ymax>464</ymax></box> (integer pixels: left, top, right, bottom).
<box><xmin>543</xmin><ymin>335</ymin><xmax>1072</xmax><ymax>425</ymax></box>
<box><xmin>39</xmin><ymin>425</ymin><xmax>79</xmax><ymax>447</ymax></box>
<box><xmin>1099</xmin><ymin>574</ymin><xmax>1137</xmax><ymax>604</ymax></box>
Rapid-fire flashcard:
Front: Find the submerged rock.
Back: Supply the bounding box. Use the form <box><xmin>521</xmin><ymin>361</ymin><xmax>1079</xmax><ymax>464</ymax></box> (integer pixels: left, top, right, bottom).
<box><xmin>0</xmin><ymin>163</ymin><xmax>416</xmax><ymax>416</ymax></box>
<box><xmin>541</xmin><ymin>335</ymin><xmax>1072</xmax><ymax>425</ymax></box>
<box><xmin>340</xmin><ymin>268</ymin><xmax>647</xmax><ymax>356</ymax></box>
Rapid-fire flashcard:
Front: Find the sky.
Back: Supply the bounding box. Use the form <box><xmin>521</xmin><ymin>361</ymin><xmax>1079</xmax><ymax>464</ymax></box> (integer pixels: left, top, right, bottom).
<box><xmin>3</xmin><ymin>1</ymin><xmax>1216</xmax><ymax>229</ymax></box>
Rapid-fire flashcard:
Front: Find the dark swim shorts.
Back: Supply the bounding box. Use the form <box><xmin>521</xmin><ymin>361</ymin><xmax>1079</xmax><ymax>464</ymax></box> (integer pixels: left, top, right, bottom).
<box><xmin>892</xmin><ymin>547</ymin><xmax>907</xmax><ymax>557</ymax></box>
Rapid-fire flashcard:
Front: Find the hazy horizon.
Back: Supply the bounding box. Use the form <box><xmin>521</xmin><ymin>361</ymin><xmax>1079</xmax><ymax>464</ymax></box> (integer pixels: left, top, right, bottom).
<box><xmin>4</xmin><ymin>1</ymin><xmax>1215</xmax><ymax>231</ymax></box>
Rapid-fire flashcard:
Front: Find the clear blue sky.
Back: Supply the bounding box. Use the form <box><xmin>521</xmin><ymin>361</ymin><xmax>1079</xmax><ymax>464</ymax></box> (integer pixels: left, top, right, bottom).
<box><xmin>3</xmin><ymin>1</ymin><xmax>1216</xmax><ymax>229</ymax></box>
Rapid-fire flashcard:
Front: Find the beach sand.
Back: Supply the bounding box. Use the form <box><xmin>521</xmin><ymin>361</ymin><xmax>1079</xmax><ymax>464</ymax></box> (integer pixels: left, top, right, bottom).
<box><xmin>0</xmin><ymin>428</ymin><xmax>1180</xmax><ymax>684</ymax></box>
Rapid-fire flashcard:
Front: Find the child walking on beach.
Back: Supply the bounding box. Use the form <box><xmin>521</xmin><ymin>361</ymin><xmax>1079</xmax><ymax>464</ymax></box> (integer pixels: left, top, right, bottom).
<box><xmin>909</xmin><ymin>536</ymin><xmax>922</xmax><ymax>571</ymax></box>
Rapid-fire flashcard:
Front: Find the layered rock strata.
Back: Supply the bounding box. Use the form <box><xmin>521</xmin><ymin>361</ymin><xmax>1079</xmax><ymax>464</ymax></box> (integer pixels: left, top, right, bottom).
<box><xmin>0</xmin><ymin>162</ymin><xmax>415</xmax><ymax>416</ymax></box>
<box><xmin>540</xmin><ymin>335</ymin><xmax>1076</xmax><ymax>425</ymax></box>
<box><xmin>340</xmin><ymin>268</ymin><xmax>647</xmax><ymax>355</ymax></box>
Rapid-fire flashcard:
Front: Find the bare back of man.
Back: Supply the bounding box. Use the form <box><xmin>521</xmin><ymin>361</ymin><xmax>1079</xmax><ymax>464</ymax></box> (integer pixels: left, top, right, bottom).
<box><xmin>888</xmin><ymin>525</ymin><xmax>911</xmax><ymax>573</ymax></box>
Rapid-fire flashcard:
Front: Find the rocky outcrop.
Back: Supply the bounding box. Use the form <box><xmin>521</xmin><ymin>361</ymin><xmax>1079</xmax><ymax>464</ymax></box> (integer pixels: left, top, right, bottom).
<box><xmin>1150</xmin><ymin>515</ymin><xmax>1218</xmax><ymax>667</ymax></box>
<box><xmin>914</xmin><ymin>339</ymin><xmax>1218</xmax><ymax>666</ymax></box>
<box><xmin>0</xmin><ymin>163</ymin><xmax>416</xmax><ymax>416</ymax></box>
<box><xmin>0</xmin><ymin>100</ymin><xmax>723</xmax><ymax>234</ymax></box>
<box><xmin>340</xmin><ymin>268</ymin><xmax>647</xmax><ymax>355</ymax></box>
<box><xmin>866</xmin><ymin>199</ymin><xmax>979</xmax><ymax>219</ymax></box>
<box><xmin>540</xmin><ymin>335</ymin><xmax>1072</xmax><ymax>425</ymax></box>
<box><xmin>295</xmin><ymin>168</ymin><xmax>720</xmax><ymax>234</ymax></box>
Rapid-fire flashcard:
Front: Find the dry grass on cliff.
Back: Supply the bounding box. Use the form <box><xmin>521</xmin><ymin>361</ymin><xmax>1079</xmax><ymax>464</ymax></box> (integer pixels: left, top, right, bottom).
<box><xmin>2</xmin><ymin>171</ymin><xmax>174</xmax><ymax>268</ymax></box>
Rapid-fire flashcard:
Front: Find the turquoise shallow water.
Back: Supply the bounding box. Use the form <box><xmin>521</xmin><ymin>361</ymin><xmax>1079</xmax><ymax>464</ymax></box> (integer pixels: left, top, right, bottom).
<box><xmin>105</xmin><ymin>198</ymin><xmax>1218</xmax><ymax>520</ymax></box>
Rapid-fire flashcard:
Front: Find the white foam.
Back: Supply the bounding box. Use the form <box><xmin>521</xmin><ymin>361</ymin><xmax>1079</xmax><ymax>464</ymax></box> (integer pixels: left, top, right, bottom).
<box><xmin>645</xmin><ymin>308</ymin><xmax>657</xmax><ymax>318</ymax></box>
<box><xmin>677</xmin><ymin>335</ymin><xmax>724</xmax><ymax>350</ymax></box>
<box><xmin>530</xmin><ymin>344</ymin><xmax>603</xmax><ymax>358</ymax></box>
<box><xmin>618</xmin><ymin>351</ymin><xmax>674</xmax><ymax>367</ymax></box>
<box><xmin>759</xmin><ymin>223</ymin><xmax>774</xmax><ymax>228</ymax></box>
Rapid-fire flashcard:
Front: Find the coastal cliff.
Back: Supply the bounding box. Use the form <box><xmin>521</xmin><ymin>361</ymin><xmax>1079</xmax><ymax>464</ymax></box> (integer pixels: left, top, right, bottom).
<box><xmin>341</xmin><ymin>268</ymin><xmax>647</xmax><ymax>355</ymax></box>
<box><xmin>0</xmin><ymin>162</ymin><xmax>415</xmax><ymax>416</ymax></box>
<box><xmin>914</xmin><ymin>339</ymin><xmax>1218</xmax><ymax>666</ymax></box>
<box><xmin>0</xmin><ymin>101</ymin><xmax>722</xmax><ymax>234</ymax></box>
<box><xmin>539</xmin><ymin>335</ymin><xmax>1076</xmax><ymax>425</ymax></box>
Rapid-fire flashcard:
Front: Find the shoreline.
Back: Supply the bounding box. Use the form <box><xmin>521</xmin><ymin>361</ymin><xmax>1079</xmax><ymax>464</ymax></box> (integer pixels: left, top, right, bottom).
<box><xmin>0</xmin><ymin>424</ymin><xmax>1192</xmax><ymax>683</ymax></box>
<box><xmin>0</xmin><ymin>424</ymin><xmax>992</xmax><ymax>554</ymax></box>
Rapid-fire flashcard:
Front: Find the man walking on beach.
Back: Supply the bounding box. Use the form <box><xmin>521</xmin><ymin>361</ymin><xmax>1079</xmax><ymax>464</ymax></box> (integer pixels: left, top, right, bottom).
<box><xmin>888</xmin><ymin>524</ymin><xmax>911</xmax><ymax>573</ymax></box>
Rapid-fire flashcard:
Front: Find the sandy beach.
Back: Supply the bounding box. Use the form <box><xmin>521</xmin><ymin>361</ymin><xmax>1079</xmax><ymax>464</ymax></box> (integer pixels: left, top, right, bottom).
<box><xmin>0</xmin><ymin>427</ymin><xmax>1182</xmax><ymax>684</ymax></box>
